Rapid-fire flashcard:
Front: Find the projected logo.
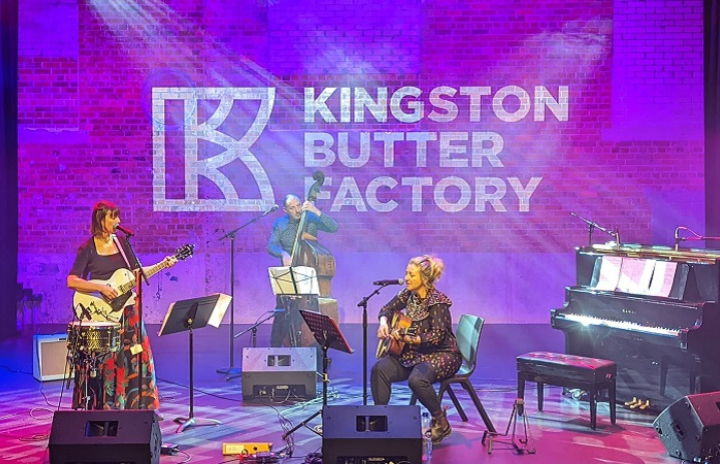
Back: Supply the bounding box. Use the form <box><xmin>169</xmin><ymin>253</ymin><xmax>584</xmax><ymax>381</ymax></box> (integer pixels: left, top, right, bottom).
<box><xmin>151</xmin><ymin>87</ymin><xmax>276</xmax><ymax>212</ymax></box>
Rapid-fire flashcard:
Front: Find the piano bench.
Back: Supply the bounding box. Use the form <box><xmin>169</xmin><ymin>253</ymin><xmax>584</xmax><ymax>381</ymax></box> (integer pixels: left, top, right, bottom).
<box><xmin>517</xmin><ymin>351</ymin><xmax>617</xmax><ymax>430</ymax></box>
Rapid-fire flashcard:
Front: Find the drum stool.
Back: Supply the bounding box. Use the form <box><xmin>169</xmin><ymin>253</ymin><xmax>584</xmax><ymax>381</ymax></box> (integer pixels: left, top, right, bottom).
<box><xmin>517</xmin><ymin>351</ymin><xmax>617</xmax><ymax>430</ymax></box>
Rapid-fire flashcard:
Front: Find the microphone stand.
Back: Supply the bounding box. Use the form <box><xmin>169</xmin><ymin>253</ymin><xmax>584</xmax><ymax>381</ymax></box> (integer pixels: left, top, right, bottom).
<box><xmin>233</xmin><ymin>311</ymin><xmax>281</xmax><ymax>347</ymax></box>
<box><xmin>117</xmin><ymin>230</ymin><xmax>149</xmax><ymax>410</ymax></box>
<box><xmin>570</xmin><ymin>212</ymin><xmax>620</xmax><ymax>248</ymax></box>
<box><xmin>216</xmin><ymin>208</ymin><xmax>276</xmax><ymax>379</ymax></box>
<box><xmin>356</xmin><ymin>284</ymin><xmax>392</xmax><ymax>405</ymax></box>
<box><xmin>674</xmin><ymin>226</ymin><xmax>720</xmax><ymax>251</ymax></box>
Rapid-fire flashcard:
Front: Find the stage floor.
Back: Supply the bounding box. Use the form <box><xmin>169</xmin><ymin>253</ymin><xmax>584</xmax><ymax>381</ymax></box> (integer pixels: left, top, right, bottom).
<box><xmin>0</xmin><ymin>323</ymin><xmax>679</xmax><ymax>463</ymax></box>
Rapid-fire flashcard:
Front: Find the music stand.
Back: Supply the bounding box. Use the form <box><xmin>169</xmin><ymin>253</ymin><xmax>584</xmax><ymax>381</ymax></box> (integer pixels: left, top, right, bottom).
<box><xmin>281</xmin><ymin>309</ymin><xmax>353</xmax><ymax>440</ymax></box>
<box><xmin>159</xmin><ymin>293</ymin><xmax>231</xmax><ymax>433</ymax></box>
<box><xmin>268</xmin><ymin>266</ymin><xmax>319</xmax><ymax>295</ymax></box>
<box><xmin>268</xmin><ymin>266</ymin><xmax>319</xmax><ymax>348</ymax></box>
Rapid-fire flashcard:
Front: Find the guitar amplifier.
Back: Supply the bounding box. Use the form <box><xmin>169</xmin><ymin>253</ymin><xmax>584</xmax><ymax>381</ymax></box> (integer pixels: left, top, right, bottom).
<box><xmin>241</xmin><ymin>347</ymin><xmax>317</xmax><ymax>400</ymax></box>
<box><xmin>33</xmin><ymin>334</ymin><xmax>71</xmax><ymax>382</ymax></box>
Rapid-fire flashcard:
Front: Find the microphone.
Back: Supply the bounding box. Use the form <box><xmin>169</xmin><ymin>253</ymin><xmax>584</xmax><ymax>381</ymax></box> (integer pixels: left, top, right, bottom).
<box><xmin>261</xmin><ymin>204</ymin><xmax>279</xmax><ymax>216</ymax></box>
<box><xmin>115</xmin><ymin>224</ymin><xmax>135</xmax><ymax>237</ymax></box>
<box><xmin>373</xmin><ymin>279</ymin><xmax>404</xmax><ymax>286</ymax></box>
<box><xmin>675</xmin><ymin>226</ymin><xmax>688</xmax><ymax>250</ymax></box>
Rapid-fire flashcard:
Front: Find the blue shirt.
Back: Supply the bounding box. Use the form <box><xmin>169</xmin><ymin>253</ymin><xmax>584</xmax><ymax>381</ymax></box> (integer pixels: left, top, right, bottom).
<box><xmin>267</xmin><ymin>212</ymin><xmax>338</xmax><ymax>258</ymax></box>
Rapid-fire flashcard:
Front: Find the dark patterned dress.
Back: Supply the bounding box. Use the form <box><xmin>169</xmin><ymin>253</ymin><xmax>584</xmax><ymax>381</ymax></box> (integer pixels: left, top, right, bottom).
<box><xmin>69</xmin><ymin>237</ymin><xmax>160</xmax><ymax>410</ymax></box>
<box><xmin>379</xmin><ymin>288</ymin><xmax>462</xmax><ymax>382</ymax></box>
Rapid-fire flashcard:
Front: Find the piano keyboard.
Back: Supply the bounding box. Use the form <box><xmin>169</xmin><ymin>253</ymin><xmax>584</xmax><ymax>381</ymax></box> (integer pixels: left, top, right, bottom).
<box><xmin>555</xmin><ymin>313</ymin><xmax>681</xmax><ymax>337</ymax></box>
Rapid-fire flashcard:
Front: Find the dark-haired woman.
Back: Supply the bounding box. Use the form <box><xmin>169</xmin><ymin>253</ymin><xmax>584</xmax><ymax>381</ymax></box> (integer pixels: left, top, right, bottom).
<box><xmin>67</xmin><ymin>200</ymin><xmax>176</xmax><ymax>412</ymax></box>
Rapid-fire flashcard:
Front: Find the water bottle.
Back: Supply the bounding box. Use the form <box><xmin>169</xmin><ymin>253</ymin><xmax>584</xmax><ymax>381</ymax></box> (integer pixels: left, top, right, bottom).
<box><xmin>421</xmin><ymin>411</ymin><xmax>432</xmax><ymax>461</ymax></box>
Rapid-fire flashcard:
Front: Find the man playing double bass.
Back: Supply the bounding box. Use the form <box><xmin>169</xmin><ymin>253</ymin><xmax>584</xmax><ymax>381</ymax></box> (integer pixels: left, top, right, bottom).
<box><xmin>267</xmin><ymin>194</ymin><xmax>338</xmax><ymax>266</ymax></box>
<box><xmin>267</xmin><ymin>194</ymin><xmax>338</xmax><ymax>347</ymax></box>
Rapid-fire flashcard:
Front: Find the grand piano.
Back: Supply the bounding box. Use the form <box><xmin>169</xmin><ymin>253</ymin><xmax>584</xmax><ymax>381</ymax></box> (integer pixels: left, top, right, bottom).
<box><xmin>551</xmin><ymin>243</ymin><xmax>720</xmax><ymax>411</ymax></box>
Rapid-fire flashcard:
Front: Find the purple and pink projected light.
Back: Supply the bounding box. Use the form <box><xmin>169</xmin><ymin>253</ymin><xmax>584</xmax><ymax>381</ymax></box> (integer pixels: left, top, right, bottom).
<box><xmin>17</xmin><ymin>0</ymin><xmax>704</xmax><ymax>324</ymax></box>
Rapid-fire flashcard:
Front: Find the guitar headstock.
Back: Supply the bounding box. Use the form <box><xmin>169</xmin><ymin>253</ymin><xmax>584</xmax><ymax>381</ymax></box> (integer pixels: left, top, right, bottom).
<box><xmin>175</xmin><ymin>244</ymin><xmax>195</xmax><ymax>261</ymax></box>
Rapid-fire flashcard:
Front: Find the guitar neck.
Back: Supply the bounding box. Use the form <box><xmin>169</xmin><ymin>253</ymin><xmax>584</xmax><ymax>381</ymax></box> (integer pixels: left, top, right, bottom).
<box><xmin>117</xmin><ymin>260</ymin><xmax>168</xmax><ymax>294</ymax></box>
<box><xmin>290</xmin><ymin>214</ymin><xmax>309</xmax><ymax>265</ymax></box>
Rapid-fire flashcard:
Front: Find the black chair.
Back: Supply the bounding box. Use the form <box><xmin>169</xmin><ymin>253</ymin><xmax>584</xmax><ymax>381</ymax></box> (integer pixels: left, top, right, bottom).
<box><xmin>410</xmin><ymin>314</ymin><xmax>496</xmax><ymax>433</ymax></box>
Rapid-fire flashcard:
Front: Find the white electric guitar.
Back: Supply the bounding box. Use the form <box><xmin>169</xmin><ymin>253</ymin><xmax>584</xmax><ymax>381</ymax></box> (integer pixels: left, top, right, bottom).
<box><xmin>73</xmin><ymin>244</ymin><xmax>194</xmax><ymax>323</ymax></box>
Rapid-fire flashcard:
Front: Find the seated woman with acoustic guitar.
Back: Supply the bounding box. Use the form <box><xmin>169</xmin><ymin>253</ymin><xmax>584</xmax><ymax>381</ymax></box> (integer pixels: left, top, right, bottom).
<box><xmin>371</xmin><ymin>255</ymin><xmax>462</xmax><ymax>445</ymax></box>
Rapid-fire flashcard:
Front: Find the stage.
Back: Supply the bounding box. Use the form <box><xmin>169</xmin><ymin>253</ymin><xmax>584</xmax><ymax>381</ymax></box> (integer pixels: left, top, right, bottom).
<box><xmin>0</xmin><ymin>323</ymin><xmax>679</xmax><ymax>463</ymax></box>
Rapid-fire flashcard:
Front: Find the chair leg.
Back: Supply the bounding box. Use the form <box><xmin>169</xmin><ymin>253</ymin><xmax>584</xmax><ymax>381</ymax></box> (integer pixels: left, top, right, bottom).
<box><xmin>437</xmin><ymin>382</ymin><xmax>446</xmax><ymax>403</ymax></box>
<box><xmin>444</xmin><ymin>384</ymin><xmax>468</xmax><ymax>422</ymax></box>
<box><xmin>410</xmin><ymin>392</ymin><xmax>418</xmax><ymax>405</ymax></box>
<box><xmin>462</xmin><ymin>380</ymin><xmax>496</xmax><ymax>434</ymax></box>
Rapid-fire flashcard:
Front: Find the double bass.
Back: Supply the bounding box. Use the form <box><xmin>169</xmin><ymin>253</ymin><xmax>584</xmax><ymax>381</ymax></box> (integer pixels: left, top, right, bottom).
<box><xmin>289</xmin><ymin>171</ymin><xmax>336</xmax><ymax>298</ymax></box>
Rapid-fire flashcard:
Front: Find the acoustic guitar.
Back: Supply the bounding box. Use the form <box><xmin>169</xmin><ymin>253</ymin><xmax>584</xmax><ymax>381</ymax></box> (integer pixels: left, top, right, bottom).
<box><xmin>73</xmin><ymin>244</ymin><xmax>194</xmax><ymax>323</ymax></box>
<box><xmin>376</xmin><ymin>312</ymin><xmax>418</xmax><ymax>358</ymax></box>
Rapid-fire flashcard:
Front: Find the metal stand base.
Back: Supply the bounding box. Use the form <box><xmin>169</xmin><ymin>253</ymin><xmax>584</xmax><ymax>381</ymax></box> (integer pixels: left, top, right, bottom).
<box><xmin>482</xmin><ymin>398</ymin><xmax>536</xmax><ymax>455</ymax></box>
<box><xmin>216</xmin><ymin>366</ymin><xmax>242</xmax><ymax>375</ymax></box>
<box><xmin>173</xmin><ymin>416</ymin><xmax>222</xmax><ymax>434</ymax></box>
<box><xmin>282</xmin><ymin>344</ymin><xmax>330</xmax><ymax>440</ymax></box>
<box><xmin>281</xmin><ymin>409</ymin><xmax>323</xmax><ymax>439</ymax></box>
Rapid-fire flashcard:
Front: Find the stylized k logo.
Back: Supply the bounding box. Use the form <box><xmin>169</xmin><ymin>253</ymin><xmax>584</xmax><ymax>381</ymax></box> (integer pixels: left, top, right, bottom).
<box><xmin>152</xmin><ymin>87</ymin><xmax>276</xmax><ymax>212</ymax></box>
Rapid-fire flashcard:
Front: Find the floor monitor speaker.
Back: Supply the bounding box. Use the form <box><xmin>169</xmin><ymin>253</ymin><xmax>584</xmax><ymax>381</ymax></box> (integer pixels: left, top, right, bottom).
<box><xmin>322</xmin><ymin>405</ymin><xmax>422</xmax><ymax>464</ymax></box>
<box><xmin>49</xmin><ymin>410</ymin><xmax>161</xmax><ymax>464</ymax></box>
<box><xmin>241</xmin><ymin>347</ymin><xmax>317</xmax><ymax>400</ymax></box>
<box><xmin>654</xmin><ymin>391</ymin><xmax>720</xmax><ymax>462</ymax></box>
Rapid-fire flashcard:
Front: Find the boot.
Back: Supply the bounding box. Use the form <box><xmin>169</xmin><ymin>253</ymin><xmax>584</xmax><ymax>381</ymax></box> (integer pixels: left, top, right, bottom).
<box><xmin>431</xmin><ymin>406</ymin><xmax>451</xmax><ymax>444</ymax></box>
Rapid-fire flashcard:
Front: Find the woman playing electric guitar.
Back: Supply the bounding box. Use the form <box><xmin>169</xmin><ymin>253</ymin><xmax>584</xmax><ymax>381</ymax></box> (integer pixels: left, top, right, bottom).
<box><xmin>67</xmin><ymin>200</ymin><xmax>178</xmax><ymax>413</ymax></box>
<box><xmin>371</xmin><ymin>255</ymin><xmax>462</xmax><ymax>445</ymax></box>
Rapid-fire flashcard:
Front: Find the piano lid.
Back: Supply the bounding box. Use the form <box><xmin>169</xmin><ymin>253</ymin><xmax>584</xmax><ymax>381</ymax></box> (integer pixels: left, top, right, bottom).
<box><xmin>581</xmin><ymin>243</ymin><xmax>720</xmax><ymax>264</ymax></box>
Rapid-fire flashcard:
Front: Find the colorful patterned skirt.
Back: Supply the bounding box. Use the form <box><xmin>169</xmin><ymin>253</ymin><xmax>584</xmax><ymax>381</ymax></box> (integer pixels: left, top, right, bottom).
<box><xmin>71</xmin><ymin>305</ymin><xmax>160</xmax><ymax>410</ymax></box>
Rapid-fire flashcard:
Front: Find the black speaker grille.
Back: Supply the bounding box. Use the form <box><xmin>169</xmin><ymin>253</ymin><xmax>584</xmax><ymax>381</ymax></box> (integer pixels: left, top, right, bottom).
<box><xmin>49</xmin><ymin>410</ymin><xmax>161</xmax><ymax>464</ymax></box>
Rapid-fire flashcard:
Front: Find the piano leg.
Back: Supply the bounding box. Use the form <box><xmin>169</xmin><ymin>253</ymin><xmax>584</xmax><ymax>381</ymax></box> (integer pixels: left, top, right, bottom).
<box><xmin>609</xmin><ymin>380</ymin><xmax>617</xmax><ymax>425</ymax></box>
<box><xmin>661</xmin><ymin>355</ymin><xmax>700</xmax><ymax>396</ymax></box>
<box><xmin>660</xmin><ymin>356</ymin><xmax>668</xmax><ymax>395</ymax></box>
<box><xmin>690</xmin><ymin>373</ymin><xmax>697</xmax><ymax>394</ymax></box>
<box><xmin>537</xmin><ymin>382</ymin><xmax>544</xmax><ymax>411</ymax></box>
<box><xmin>517</xmin><ymin>371</ymin><xmax>526</xmax><ymax>414</ymax></box>
<box><xmin>589</xmin><ymin>387</ymin><xmax>597</xmax><ymax>430</ymax></box>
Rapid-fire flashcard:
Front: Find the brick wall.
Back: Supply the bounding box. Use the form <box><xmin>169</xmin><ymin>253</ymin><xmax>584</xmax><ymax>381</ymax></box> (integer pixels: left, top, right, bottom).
<box><xmin>17</xmin><ymin>0</ymin><xmax>704</xmax><ymax>324</ymax></box>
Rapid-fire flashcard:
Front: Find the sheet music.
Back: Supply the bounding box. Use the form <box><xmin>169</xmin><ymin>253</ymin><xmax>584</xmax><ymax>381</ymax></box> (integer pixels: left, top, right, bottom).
<box><xmin>648</xmin><ymin>261</ymin><xmax>678</xmax><ymax>298</ymax></box>
<box><xmin>268</xmin><ymin>266</ymin><xmax>320</xmax><ymax>295</ymax></box>
<box><xmin>616</xmin><ymin>258</ymin><xmax>655</xmax><ymax>295</ymax></box>
<box><xmin>593</xmin><ymin>256</ymin><xmax>623</xmax><ymax>291</ymax></box>
<box><xmin>207</xmin><ymin>293</ymin><xmax>232</xmax><ymax>328</ymax></box>
<box><xmin>158</xmin><ymin>293</ymin><xmax>231</xmax><ymax>336</ymax></box>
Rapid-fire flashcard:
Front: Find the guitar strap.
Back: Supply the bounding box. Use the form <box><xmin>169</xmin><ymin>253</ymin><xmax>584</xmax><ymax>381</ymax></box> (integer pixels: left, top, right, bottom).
<box><xmin>112</xmin><ymin>234</ymin><xmax>137</xmax><ymax>319</ymax></box>
<box><xmin>113</xmin><ymin>234</ymin><xmax>134</xmax><ymax>270</ymax></box>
